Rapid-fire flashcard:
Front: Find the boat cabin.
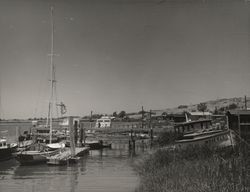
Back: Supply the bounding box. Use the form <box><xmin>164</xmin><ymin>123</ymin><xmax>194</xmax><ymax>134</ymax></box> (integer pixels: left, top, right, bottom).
<box><xmin>174</xmin><ymin>119</ymin><xmax>212</xmax><ymax>135</ymax></box>
<box><xmin>34</xmin><ymin>127</ymin><xmax>50</xmax><ymax>136</ymax></box>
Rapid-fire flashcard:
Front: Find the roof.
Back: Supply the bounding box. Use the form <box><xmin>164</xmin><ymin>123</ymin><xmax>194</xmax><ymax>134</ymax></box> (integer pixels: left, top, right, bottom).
<box><xmin>189</xmin><ymin>112</ymin><xmax>212</xmax><ymax>116</ymax></box>
<box><xmin>167</xmin><ymin>114</ymin><xmax>186</xmax><ymax>117</ymax></box>
<box><xmin>227</xmin><ymin>110</ymin><xmax>250</xmax><ymax>115</ymax></box>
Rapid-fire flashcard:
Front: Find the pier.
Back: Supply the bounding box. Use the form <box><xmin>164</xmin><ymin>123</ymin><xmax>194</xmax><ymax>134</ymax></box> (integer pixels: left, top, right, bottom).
<box><xmin>47</xmin><ymin>116</ymin><xmax>89</xmax><ymax>165</ymax></box>
<box><xmin>47</xmin><ymin>147</ymin><xmax>89</xmax><ymax>165</ymax></box>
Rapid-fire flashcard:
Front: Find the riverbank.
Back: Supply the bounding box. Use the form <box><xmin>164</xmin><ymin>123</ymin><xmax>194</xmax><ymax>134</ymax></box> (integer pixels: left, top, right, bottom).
<box><xmin>134</xmin><ymin>146</ymin><xmax>249</xmax><ymax>192</ymax></box>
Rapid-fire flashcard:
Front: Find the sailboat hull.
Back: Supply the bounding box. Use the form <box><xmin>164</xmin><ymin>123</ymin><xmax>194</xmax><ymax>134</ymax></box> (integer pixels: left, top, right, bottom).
<box><xmin>0</xmin><ymin>148</ymin><xmax>13</xmax><ymax>161</ymax></box>
<box><xmin>16</xmin><ymin>150</ymin><xmax>60</xmax><ymax>165</ymax></box>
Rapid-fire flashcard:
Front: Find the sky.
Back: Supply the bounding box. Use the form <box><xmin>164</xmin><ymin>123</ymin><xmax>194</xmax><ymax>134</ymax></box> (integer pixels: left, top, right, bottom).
<box><xmin>0</xmin><ymin>0</ymin><xmax>249</xmax><ymax>119</ymax></box>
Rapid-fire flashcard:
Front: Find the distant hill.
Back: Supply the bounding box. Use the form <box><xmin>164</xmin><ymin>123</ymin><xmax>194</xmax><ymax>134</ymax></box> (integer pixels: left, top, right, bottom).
<box><xmin>152</xmin><ymin>97</ymin><xmax>249</xmax><ymax>115</ymax></box>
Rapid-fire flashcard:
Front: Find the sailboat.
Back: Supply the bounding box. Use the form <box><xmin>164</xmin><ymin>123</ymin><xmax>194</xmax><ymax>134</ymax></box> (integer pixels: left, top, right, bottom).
<box><xmin>16</xmin><ymin>7</ymin><xmax>65</xmax><ymax>165</ymax></box>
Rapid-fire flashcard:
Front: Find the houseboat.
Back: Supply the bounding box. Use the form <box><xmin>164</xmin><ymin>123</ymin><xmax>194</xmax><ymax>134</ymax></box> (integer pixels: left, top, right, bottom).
<box><xmin>174</xmin><ymin>119</ymin><xmax>234</xmax><ymax>150</ymax></box>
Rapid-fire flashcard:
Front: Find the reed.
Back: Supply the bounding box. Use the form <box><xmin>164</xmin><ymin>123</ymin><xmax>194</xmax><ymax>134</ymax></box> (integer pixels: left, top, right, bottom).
<box><xmin>134</xmin><ymin>146</ymin><xmax>249</xmax><ymax>192</ymax></box>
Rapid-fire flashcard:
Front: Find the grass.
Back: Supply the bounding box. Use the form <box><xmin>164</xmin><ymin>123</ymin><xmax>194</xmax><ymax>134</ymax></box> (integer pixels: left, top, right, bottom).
<box><xmin>134</xmin><ymin>146</ymin><xmax>249</xmax><ymax>192</ymax></box>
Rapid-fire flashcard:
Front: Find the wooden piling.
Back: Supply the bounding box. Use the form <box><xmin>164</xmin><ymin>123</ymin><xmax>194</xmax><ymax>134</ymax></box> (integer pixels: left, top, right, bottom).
<box><xmin>79</xmin><ymin>124</ymin><xmax>84</xmax><ymax>146</ymax></box>
<box><xmin>69</xmin><ymin>117</ymin><xmax>75</xmax><ymax>156</ymax></box>
<box><xmin>74</xmin><ymin>120</ymin><xmax>78</xmax><ymax>145</ymax></box>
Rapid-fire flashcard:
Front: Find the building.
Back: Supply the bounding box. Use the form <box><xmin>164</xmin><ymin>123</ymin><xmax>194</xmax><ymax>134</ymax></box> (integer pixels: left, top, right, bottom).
<box><xmin>167</xmin><ymin>113</ymin><xmax>186</xmax><ymax>123</ymax></box>
<box><xmin>60</xmin><ymin>116</ymin><xmax>81</xmax><ymax>127</ymax></box>
<box><xmin>226</xmin><ymin>110</ymin><xmax>250</xmax><ymax>144</ymax></box>
<box><xmin>95</xmin><ymin>116</ymin><xmax>113</xmax><ymax>128</ymax></box>
<box><xmin>189</xmin><ymin>112</ymin><xmax>212</xmax><ymax>121</ymax></box>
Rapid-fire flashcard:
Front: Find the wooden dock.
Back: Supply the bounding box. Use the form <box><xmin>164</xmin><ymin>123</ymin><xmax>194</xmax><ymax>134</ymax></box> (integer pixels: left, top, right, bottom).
<box><xmin>47</xmin><ymin>147</ymin><xmax>89</xmax><ymax>165</ymax></box>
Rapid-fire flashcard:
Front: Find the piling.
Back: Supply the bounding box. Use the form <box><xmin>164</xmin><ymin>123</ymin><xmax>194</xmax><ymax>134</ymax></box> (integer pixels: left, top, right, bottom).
<box><xmin>74</xmin><ymin>120</ymin><xmax>78</xmax><ymax>145</ymax></box>
<box><xmin>79</xmin><ymin>123</ymin><xmax>85</xmax><ymax>146</ymax></box>
<box><xmin>69</xmin><ymin>117</ymin><xmax>75</xmax><ymax>156</ymax></box>
<box><xmin>129</xmin><ymin>128</ymin><xmax>135</xmax><ymax>151</ymax></box>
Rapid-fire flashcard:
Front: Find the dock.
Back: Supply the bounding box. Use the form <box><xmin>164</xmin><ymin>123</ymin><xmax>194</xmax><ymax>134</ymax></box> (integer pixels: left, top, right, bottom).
<box><xmin>47</xmin><ymin>147</ymin><xmax>89</xmax><ymax>165</ymax></box>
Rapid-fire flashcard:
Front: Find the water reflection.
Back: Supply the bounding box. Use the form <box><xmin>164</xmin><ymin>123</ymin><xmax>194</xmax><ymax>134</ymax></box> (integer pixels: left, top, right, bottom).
<box><xmin>0</xmin><ymin>142</ymin><xmax>145</xmax><ymax>192</ymax></box>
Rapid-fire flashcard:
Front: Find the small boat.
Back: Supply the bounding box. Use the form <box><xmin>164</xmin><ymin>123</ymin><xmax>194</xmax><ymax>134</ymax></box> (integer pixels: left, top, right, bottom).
<box><xmin>83</xmin><ymin>140</ymin><xmax>112</xmax><ymax>150</ymax></box>
<box><xmin>0</xmin><ymin>138</ymin><xmax>17</xmax><ymax>161</ymax></box>
<box><xmin>174</xmin><ymin>119</ymin><xmax>234</xmax><ymax>150</ymax></box>
<box><xmin>15</xmin><ymin>143</ymin><xmax>63</xmax><ymax>165</ymax></box>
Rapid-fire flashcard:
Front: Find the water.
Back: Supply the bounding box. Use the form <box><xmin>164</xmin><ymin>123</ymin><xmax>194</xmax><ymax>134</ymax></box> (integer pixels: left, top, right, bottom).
<box><xmin>0</xmin><ymin>122</ymin><xmax>142</xmax><ymax>192</ymax></box>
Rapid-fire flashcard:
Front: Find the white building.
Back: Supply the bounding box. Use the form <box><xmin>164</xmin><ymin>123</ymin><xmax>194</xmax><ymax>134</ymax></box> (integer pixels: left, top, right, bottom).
<box><xmin>95</xmin><ymin>116</ymin><xmax>113</xmax><ymax>128</ymax></box>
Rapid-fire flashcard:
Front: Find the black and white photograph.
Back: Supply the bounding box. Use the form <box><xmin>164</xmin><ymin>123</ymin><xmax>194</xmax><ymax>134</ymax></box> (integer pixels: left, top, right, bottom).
<box><xmin>0</xmin><ymin>0</ymin><xmax>249</xmax><ymax>191</ymax></box>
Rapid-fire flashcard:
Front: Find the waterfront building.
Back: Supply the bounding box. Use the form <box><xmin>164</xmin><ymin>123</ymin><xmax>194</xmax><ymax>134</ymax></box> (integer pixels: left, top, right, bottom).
<box><xmin>95</xmin><ymin>116</ymin><xmax>113</xmax><ymax>128</ymax></box>
<box><xmin>226</xmin><ymin>110</ymin><xmax>250</xmax><ymax>144</ymax></box>
<box><xmin>189</xmin><ymin>111</ymin><xmax>212</xmax><ymax>121</ymax></box>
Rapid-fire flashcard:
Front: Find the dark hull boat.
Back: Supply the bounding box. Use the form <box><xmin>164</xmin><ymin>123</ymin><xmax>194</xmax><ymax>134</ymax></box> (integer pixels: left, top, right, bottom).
<box><xmin>16</xmin><ymin>150</ymin><xmax>59</xmax><ymax>165</ymax></box>
<box><xmin>15</xmin><ymin>143</ymin><xmax>63</xmax><ymax>165</ymax></box>
<box><xmin>0</xmin><ymin>139</ymin><xmax>17</xmax><ymax>161</ymax></box>
<box><xmin>0</xmin><ymin>147</ymin><xmax>14</xmax><ymax>161</ymax></box>
<box><xmin>83</xmin><ymin>140</ymin><xmax>112</xmax><ymax>150</ymax></box>
<box><xmin>174</xmin><ymin>119</ymin><xmax>234</xmax><ymax>150</ymax></box>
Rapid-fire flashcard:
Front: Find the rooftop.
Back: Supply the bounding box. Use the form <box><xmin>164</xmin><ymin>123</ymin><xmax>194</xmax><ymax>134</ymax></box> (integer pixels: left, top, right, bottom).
<box><xmin>189</xmin><ymin>112</ymin><xmax>212</xmax><ymax>116</ymax></box>
<box><xmin>227</xmin><ymin>110</ymin><xmax>250</xmax><ymax>115</ymax></box>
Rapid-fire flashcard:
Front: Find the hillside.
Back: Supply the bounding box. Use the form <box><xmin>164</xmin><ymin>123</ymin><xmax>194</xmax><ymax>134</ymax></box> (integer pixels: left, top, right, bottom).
<box><xmin>152</xmin><ymin>97</ymin><xmax>249</xmax><ymax>115</ymax></box>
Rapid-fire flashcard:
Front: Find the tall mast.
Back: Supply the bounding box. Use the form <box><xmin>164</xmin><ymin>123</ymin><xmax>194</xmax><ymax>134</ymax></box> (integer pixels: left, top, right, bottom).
<box><xmin>47</xmin><ymin>6</ymin><xmax>55</xmax><ymax>144</ymax></box>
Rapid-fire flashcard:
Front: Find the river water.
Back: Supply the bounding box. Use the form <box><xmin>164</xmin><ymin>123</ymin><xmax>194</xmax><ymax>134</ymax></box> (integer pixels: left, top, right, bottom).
<box><xmin>0</xmin><ymin>122</ymin><xmax>144</xmax><ymax>192</ymax></box>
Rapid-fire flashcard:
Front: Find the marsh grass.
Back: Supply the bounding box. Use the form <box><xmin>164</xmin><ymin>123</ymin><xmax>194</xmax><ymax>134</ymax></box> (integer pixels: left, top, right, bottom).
<box><xmin>134</xmin><ymin>146</ymin><xmax>249</xmax><ymax>192</ymax></box>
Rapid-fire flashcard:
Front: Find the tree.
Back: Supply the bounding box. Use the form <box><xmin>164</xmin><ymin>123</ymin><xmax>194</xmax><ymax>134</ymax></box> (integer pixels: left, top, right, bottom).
<box><xmin>214</xmin><ymin>107</ymin><xmax>219</xmax><ymax>115</ymax></box>
<box><xmin>112</xmin><ymin>111</ymin><xmax>118</xmax><ymax>117</ymax></box>
<box><xmin>162</xmin><ymin>112</ymin><xmax>168</xmax><ymax>117</ymax></box>
<box><xmin>118</xmin><ymin>111</ymin><xmax>126</xmax><ymax>118</ymax></box>
<box><xmin>228</xmin><ymin>103</ymin><xmax>238</xmax><ymax>110</ymax></box>
<box><xmin>197</xmin><ymin>103</ymin><xmax>207</xmax><ymax>115</ymax></box>
<box><xmin>92</xmin><ymin>114</ymin><xmax>102</xmax><ymax>119</ymax></box>
<box><xmin>178</xmin><ymin>105</ymin><xmax>188</xmax><ymax>109</ymax></box>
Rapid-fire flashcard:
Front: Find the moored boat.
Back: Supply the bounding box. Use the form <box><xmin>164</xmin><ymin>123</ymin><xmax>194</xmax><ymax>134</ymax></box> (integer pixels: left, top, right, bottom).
<box><xmin>15</xmin><ymin>7</ymin><xmax>67</xmax><ymax>165</ymax></box>
<box><xmin>174</xmin><ymin>119</ymin><xmax>234</xmax><ymax>150</ymax></box>
<box><xmin>0</xmin><ymin>138</ymin><xmax>17</xmax><ymax>161</ymax></box>
<box><xmin>15</xmin><ymin>143</ymin><xmax>63</xmax><ymax>165</ymax></box>
<box><xmin>83</xmin><ymin>140</ymin><xmax>112</xmax><ymax>150</ymax></box>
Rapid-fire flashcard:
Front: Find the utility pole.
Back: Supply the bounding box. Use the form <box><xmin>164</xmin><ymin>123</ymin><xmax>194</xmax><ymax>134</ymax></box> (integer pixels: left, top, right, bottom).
<box><xmin>90</xmin><ymin>110</ymin><xmax>93</xmax><ymax>129</ymax></box>
<box><xmin>141</xmin><ymin>106</ymin><xmax>144</xmax><ymax>129</ymax></box>
<box><xmin>244</xmin><ymin>95</ymin><xmax>247</xmax><ymax>110</ymax></box>
<box><xmin>149</xmin><ymin>110</ymin><xmax>153</xmax><ymax>142</ymax></box>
